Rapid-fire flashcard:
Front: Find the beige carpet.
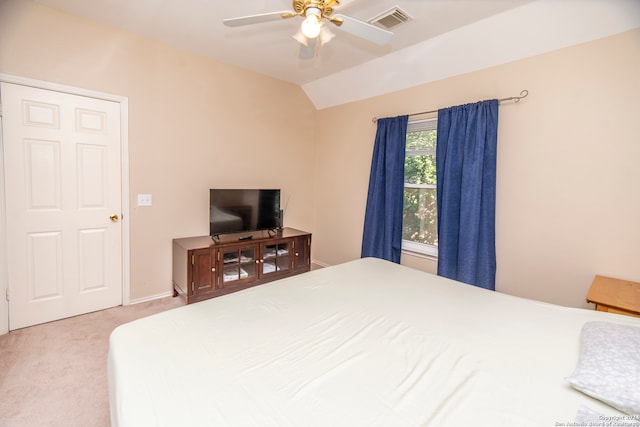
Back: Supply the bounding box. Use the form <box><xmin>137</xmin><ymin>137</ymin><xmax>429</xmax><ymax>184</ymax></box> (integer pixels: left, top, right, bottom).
<box><xmin>0</xmin><ymin>296</ymin><xmax>185</xmax><ymax>427</ymax></box>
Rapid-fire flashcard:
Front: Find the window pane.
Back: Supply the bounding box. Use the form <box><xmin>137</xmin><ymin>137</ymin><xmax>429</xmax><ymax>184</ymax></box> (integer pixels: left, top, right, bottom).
<box><xmin>406</xmin><ymin>129</ymin><xmax>436</xmax><ymax>151</ymax></box>
<box><xmin>403</xmin><ymin>187</ymin><xmax>438</xmax><ymax>246</ymax></box>
<box><xmin>405</xmin><ymin>129</ymin><xmax>436</xmax><ymax>185</ymax></box>
<box><xmin>405</xmin><ymin>154</ymin><xmax>436</xmax><ymax>185</ymax></box>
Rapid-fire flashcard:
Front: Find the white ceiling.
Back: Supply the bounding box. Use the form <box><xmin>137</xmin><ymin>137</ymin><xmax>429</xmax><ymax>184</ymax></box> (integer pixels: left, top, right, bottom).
<box><xmin>38</xmin><ymin>0</ymin><xmax>531</xmax><ymax>85</ymax></box>
<box><xmin>34</xmin><ymin>0</ymin><xmax>533</xmax><ymax>85</ymax></box>
<box><xmin>33</xmin><ymin>0</ymin><xmax>640</xmax><ymax>109</ymax></box>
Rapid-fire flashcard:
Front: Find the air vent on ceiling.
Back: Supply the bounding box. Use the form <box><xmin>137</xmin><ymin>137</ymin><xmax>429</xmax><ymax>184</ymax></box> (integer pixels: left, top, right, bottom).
<box><xmin>369</xmin><ymin>6</ymin><xmax>413</xmax><ymax>29</ymax></box>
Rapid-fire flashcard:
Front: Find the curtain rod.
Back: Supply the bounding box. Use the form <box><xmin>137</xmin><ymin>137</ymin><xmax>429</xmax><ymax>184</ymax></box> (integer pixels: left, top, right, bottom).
<box><xmin>371</xmin><ymin>89</ymin><xmax>529</xmax><ymax>123</ymax></box>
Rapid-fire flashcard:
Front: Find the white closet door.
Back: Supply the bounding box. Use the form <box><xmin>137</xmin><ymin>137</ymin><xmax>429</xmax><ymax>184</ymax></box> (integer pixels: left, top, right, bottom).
<box><xmin>2</xmin><ymin>82</ymin><xmax>123</xmax><ymax>330</ymax></box>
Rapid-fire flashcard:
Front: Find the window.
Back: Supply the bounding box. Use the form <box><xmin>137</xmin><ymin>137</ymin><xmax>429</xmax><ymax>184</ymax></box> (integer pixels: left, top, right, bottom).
<box><xmin>403</xmin><ymin>118</ymin><xmax>438</xmax><ymax>257</ymax></box>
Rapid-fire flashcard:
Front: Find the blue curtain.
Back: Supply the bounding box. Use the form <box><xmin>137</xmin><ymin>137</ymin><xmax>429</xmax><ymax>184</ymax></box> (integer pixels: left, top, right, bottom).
<box><xmin>361</xmin><ymin>115</ymin><xmax>408</xmax><ymax>263</ymax></box>
<box><xmin>436</xmin><ymin>100</ymin><xmax>498</xmax><ymax>290</ymax></box>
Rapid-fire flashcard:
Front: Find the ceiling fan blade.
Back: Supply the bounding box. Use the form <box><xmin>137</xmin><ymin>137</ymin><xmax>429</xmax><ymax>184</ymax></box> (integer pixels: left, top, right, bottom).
<box><xmin>294</xmin><ymin>26</ymin><xmax>335</xmax><ymax>60</ymax></box>
<box><xmin>331</xmin><ymin>14</ymin><xmax>393</xmax><ymax>45</ymax></box>
<box><xmin>299</xmin><ymin>38</ymin><xmax>317</xmax><ymax>60</ymax></box>
<box><xmin>223</xmin><ymin>11</ymin><xmax>292</xmax><ymax>27</ymax></box>
<box><xmin>293</xmin><ymin>30</ymin><xmax>317</xmax><ymax>60</ymax></box>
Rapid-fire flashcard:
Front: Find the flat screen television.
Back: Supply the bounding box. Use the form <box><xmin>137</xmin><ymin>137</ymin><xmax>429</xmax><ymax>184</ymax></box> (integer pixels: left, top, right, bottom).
<box><xmin>209</xmin><ymin>189</ymin><xmax>281</xmax><ymax>237</ymax></box>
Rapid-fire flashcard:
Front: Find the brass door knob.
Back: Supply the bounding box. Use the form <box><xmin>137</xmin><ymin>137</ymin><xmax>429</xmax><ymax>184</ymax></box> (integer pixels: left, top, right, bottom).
<box><xmin>109</xmin><ymin>214</ymin><xmax>119</xmax><ymax>222</ymax></box>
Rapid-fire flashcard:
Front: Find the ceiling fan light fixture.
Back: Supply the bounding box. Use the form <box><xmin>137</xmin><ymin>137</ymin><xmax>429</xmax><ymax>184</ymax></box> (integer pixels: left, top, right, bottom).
<box><xmin>301</xmin><ymin>7</ymin><xmax>322</xmax><ymax>39</ymax></box>
<box><xmin>292</xmin><ymin>30</ymin><xmax>309</xmax><ymax>46</ymax></box>
<box><xmin>319</xmin><ymin>26</ymin><xmax>335</xmax><ymax>45</ymax></box>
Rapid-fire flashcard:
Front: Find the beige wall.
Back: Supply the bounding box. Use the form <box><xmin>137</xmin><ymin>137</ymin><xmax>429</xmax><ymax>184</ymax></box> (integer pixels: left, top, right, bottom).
<box><xmin>2</xmin><ymin>1</ymin><xmax>639</xmax><ymax>310</ymax></box>
<box><xmin>0</xmin><ymin>0</ymin><xmax>317</xmax><ymax>300</ymax></box>
<box><xmin>314</xmin><ymin>29</ymin><xmax>640</xmax><ymax>308</ymax></box>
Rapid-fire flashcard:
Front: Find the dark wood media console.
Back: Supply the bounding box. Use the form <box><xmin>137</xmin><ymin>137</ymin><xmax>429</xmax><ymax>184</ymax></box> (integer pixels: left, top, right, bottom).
<box><xmin>172</xmin><ymin>228</ymin><xmax>311</xmax><ymax>304</ymax></box>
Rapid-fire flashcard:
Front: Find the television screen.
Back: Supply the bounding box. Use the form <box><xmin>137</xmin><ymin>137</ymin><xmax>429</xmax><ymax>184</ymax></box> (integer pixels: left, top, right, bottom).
<box><xmin>209</xmin><ymin>189</ymin><xmax>280</xmax><ymax>236</ymax></box>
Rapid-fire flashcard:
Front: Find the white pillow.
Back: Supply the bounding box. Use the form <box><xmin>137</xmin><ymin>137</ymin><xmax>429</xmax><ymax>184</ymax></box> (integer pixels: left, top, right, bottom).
<box><xmin>566</xmin><ymin>321</ymin><xmax>640</xmax><ymax>415</ymax></box>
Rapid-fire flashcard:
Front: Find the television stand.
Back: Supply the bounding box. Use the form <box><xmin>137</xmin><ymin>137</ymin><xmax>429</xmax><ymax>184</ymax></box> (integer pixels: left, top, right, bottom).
<box><xmin>172</xmin><ymin>228</ymin><xmax>311</xmax><ymax>304</ymax></box>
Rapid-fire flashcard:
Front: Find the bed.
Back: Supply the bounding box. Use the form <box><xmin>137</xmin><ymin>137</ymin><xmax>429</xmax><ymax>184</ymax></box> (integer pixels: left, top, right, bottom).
<box><xmin>108</xmin><ymin>258</ymin><xmax>640</xmax><ymax>426</ymax></box>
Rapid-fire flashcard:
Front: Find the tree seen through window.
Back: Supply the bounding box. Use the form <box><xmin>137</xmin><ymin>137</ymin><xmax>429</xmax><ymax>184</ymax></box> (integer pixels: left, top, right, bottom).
<box><xmin>403</xmin><ymin>122</ymin><xmax>437</xmax><ymax>248</ymax></box>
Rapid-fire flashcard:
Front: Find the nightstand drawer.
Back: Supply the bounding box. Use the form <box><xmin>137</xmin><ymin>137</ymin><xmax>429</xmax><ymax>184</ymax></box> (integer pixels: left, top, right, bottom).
<box><xmin>586</xmin><ymin>275</ymin><xmax>640</xmax><ymax>318</ymax></box>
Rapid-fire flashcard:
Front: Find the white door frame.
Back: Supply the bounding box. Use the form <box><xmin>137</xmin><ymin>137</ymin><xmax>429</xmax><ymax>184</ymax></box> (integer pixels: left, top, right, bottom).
<box><xmin>0</xmin><ymin>73</ymin><xmax>130</xmax><ymax>335</ymax></box>
<box><xmin>0</xmin><ymin>113</ymin><xmax>7</xmax><ymax>335</ymax></box>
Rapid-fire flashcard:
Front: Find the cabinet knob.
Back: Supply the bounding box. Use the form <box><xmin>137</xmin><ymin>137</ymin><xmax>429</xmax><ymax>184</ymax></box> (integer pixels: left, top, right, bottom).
<box><xmin>211</xmin><ymin>268</ymin><xmax>215</xmax><ymax>272</ymax></box>
<box><xmin>295</xmin><ymin>252</ymin><xmax>299</xmax><ymax>256</ymax></box>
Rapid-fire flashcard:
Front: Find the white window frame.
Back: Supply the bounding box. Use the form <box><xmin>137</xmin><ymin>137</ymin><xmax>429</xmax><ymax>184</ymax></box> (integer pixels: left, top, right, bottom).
<box><xmin>402</xmin><ymin>117</ymin><xmax>438</xmax><ymax>259</ymax></box>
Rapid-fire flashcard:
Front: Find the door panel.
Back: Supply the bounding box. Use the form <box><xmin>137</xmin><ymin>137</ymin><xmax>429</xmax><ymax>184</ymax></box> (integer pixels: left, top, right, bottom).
<box><xmin>26</xmin><ymin>138</ymin><xmax>61</xmax><ymax>209</ymax></box>
<box><xmin>27</xmin><ymin>231</ymin><xmax>63</xmax><ymax>301</ymax></box>
<box><xmin>78</xmin><ymin>144</ymin><xmax>107</xmax><ymax>208</ymax></box>
<box><xmin>293</xmin><ymin>235</ymin><xmax>311</xmax><ymax>272</ymax></box>
<box><xmin>192</xmin><ymin>249</ymin><xmax>216</xmax><ymax>296</ymax></box>
<box><xmin>1</xmin><ymin>82</ymin><xmax>123</xmax><ymax>329</ymax></box>
<box><xmin>78</xmin><ymin>228</ymin><xmax>107</xmax><ymax>292</ymax></box>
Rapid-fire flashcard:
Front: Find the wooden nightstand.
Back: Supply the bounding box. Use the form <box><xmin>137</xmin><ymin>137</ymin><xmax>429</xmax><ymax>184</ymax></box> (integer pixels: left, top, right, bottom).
<box><xmin>586</xmin><ymin>275</ymin><xmax>640</xmax><ymax>318</ymax></box>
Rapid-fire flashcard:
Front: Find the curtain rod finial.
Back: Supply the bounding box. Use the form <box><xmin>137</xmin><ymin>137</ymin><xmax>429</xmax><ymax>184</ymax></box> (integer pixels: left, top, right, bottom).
<box><xmin>516</xmin><ymin>89</ymin><xmax>529</xmax><ymax>101</ymax></box>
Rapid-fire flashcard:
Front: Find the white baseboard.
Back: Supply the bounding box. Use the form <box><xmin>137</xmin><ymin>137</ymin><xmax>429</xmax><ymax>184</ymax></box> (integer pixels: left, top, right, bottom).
<box><xmin>311</xmin><ymin>259</ymin><xmax>331</xmax><ymax>268</ymax></box>
<box><xmin>128</xmin><ymin>291</ymin><xmax>174</xmax><ymax>305</ymax></box>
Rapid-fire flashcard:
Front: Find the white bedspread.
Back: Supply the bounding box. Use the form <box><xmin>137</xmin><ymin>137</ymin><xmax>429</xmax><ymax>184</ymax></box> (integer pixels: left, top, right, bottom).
<box><xmin>108</xmin><ymin>258</ymin><xmax>640</xmax><ymax>426</ymax></box>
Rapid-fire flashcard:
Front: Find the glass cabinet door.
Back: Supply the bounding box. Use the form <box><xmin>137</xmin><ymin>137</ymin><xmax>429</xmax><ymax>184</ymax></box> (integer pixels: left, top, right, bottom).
<box><xmin>261</xmin><ymin>241</ymin><xmax>290</xmax><ymax>276</ymax></box>
<box><xmin>221</xmin><ymin>245</ymin><xmax>257</xmax><ymax>286</ymax></box>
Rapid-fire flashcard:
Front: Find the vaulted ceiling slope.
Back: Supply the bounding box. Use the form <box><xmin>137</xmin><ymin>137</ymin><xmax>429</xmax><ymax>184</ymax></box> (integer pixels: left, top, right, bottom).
<box><xmin>35</xmin><ymin>0</ymin><xmax>640</xmax><ymax>109</ymax></box>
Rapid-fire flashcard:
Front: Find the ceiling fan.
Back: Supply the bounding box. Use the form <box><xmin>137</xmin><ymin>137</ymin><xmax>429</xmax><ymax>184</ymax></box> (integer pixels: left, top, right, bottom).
<box><xmin>223</xmin><ymin>0</ymin><xmax>393</xmax><ymax>59</ymax></box>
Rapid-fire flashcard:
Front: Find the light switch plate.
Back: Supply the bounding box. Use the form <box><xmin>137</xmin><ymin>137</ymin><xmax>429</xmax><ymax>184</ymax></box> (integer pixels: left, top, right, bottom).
<box><xmin>137</xmin><ymin>194</ymin><xmax>152</xmax><ymax>206</ymax></box>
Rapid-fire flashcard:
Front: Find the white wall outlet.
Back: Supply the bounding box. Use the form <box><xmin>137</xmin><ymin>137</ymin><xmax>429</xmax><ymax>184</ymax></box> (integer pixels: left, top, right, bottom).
<box><xmin>137</xmin><ymin>194</ymin><xmax>152</xmax><ymax>206</ymax></box>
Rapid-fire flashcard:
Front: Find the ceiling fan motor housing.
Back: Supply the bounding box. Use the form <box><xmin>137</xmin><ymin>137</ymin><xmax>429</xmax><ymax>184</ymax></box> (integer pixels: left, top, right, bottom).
<box><xmin>293</xmin><ymin>0</ymin><xmax>338</xmax><ymax>20</ymax></box>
